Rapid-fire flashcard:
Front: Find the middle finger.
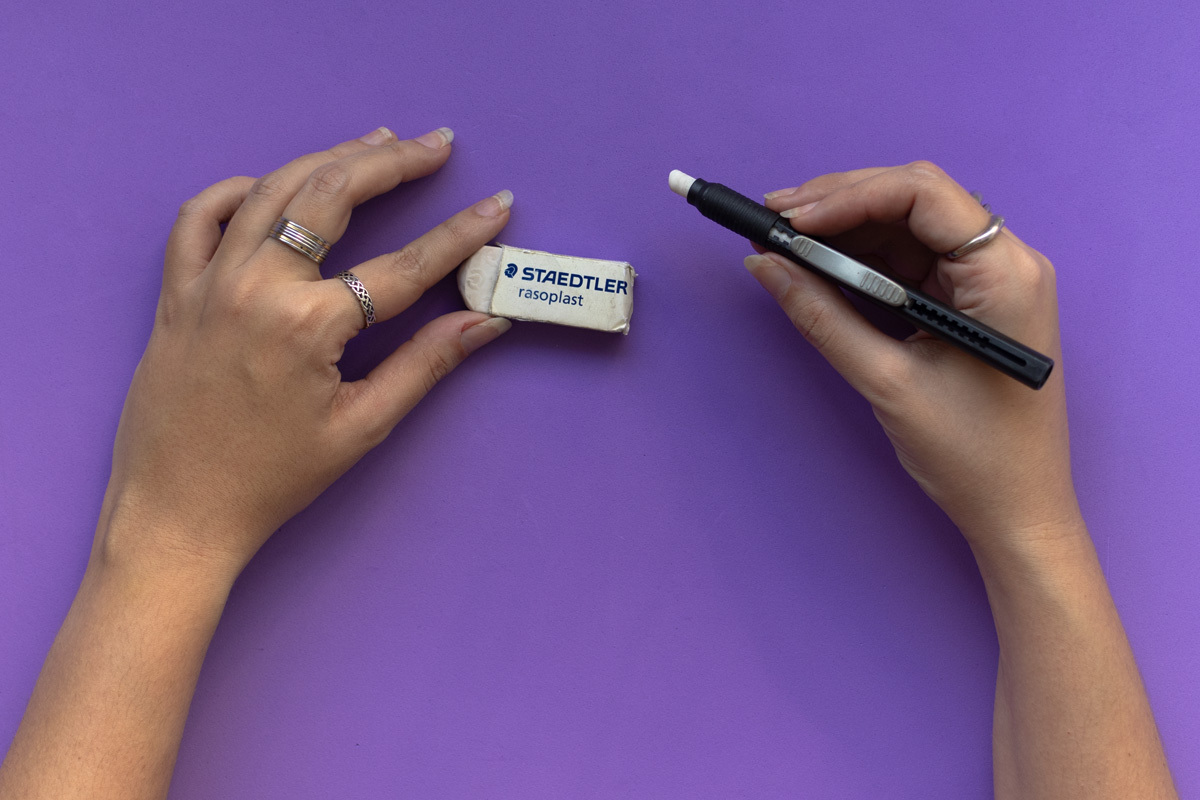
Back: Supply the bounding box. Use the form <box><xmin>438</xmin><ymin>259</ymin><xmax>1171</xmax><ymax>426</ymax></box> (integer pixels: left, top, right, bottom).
<box><xmin>257</xmin><ymin>127</ymin><xmax>455</xmax><ymax>278</ymax></box>
<box><xmin>764</xmin><ymin>166</ymin><xmax>937</xmax><ymax>284</ymax></box>
<box><xmin>216</xmin><ymin>127</ymin><xmax>398</xmax><ymax>266</ymax></box>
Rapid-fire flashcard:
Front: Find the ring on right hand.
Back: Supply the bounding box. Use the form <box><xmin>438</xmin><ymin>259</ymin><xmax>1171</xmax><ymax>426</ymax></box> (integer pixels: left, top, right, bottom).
<box><xmin>945</xmin><ymin>193</ymin><xmax>1006</xmax><ymax>260</ymax></box>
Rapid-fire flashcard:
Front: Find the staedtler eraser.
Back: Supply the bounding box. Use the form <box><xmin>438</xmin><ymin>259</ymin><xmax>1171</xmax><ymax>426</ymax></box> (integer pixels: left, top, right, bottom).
<box><xmin>457</xmin><ymin>245</ymin><xmax>636</xmax><ymax>334</ymax></box>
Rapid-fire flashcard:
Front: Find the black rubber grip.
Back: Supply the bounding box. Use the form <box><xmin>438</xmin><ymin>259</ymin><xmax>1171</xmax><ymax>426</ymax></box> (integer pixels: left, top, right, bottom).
<box><xmin>688</xmin><ymin>179</ymin><xmax>780</xmax><ymax>242</ymax></box>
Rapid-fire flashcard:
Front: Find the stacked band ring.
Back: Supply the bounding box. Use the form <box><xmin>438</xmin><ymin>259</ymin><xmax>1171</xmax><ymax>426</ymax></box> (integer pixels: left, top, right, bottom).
<box><xmin>268</xmin><ymin>217</ymin><xmax>331</xmax><ymax>265</ymax></box>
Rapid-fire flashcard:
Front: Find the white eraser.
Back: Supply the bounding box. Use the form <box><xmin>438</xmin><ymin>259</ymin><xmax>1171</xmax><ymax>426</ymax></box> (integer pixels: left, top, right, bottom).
<box><xmin>458</xmin><ymin>245</ymin><xmax>636</xmax><ymax>335</ymax></box>
<box><xmin>668</xmin><ymin>169</ymin><xmax>695</xmax><ymax>197</ymax></box>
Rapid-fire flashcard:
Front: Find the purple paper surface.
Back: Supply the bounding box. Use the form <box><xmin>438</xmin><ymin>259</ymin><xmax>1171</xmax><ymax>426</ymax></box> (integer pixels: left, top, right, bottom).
<box><xmin>2</xmin><ymin>1</ymin><xmax>1198</xmax><ymax>796</ymax></box>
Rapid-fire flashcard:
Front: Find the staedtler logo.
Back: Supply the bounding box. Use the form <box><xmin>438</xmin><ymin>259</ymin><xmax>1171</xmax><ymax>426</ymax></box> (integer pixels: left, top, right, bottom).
<box><xmin>504</xmin><ymin>263</ymin><xmax>518</xmax><ymax>278</ymax></box>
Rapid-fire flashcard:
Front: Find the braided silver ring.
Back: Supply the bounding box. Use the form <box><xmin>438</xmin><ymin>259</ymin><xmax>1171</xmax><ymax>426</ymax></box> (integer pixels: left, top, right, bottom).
<box><xmin>335</xmin><ymin>271</ymin><xmax>376</xmax><ymax>328</ymax></box>
<box><xmin>268</xmin><ymin>217</ymin><xmax>331</xmax><ymax>265</ymax></box>
<box><xmin>945</xmin><ymin>193</ymin><xmax>1005</xmax><ymax>260</ymax></box>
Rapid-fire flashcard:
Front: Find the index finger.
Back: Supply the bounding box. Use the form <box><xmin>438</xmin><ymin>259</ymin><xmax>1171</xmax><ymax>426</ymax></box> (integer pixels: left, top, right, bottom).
<box><xmin>789</xmin><ymin>162</ymin><xmax>1057</xmax><ymax>352</ymax></box>
<box><xmin>762</xmin><ymin>167</ymin><xmax>891</xmax><ymax>210</ymax></box>
<box><xmin>332</xmin><ymin>190</ymin><xmax>514</xmax><ymax>331</ymax></box>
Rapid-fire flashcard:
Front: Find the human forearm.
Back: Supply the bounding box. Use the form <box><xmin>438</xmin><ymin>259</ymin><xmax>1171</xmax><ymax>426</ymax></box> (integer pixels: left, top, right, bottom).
<box><xmin>756</xmin><ymin>164</ymin><xmax>1176</xmax><ymax>799</ymax></box>
<box><xmin>3</xmin><ymin>127</ymin><xmax>514</xmax><ymax>799</ymax></box>
<box><xmin>0</xmin><ymin>519</ymin><xmax>233</xmax><ymax>800</ymax></box>
<box><xmin>968</xmin><ymin>520</ymin><xmax>1178</xmax><ymax>800</ymax></box>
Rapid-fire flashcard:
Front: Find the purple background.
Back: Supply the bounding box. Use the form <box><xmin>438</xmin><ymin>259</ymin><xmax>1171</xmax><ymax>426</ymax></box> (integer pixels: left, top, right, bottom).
<box><xmin>2</xmin><ymin>1</ymin><xmax>1198</xmax><ymax>796</ymax></box>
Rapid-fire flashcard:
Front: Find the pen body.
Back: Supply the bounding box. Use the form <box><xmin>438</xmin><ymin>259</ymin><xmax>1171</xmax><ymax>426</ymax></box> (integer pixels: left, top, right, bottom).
<box><xmin>685</xmin><ymin>178</ymin><xmax>1054</xmax><ymax>389</ymax></box>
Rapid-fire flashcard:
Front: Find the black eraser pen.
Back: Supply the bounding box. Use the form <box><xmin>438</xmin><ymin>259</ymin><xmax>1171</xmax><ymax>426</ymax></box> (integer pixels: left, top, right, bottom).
<box><xmin>669</xmin><ymin>170</ymin><xmax>1053</xmax><ymax>389</ymax></box>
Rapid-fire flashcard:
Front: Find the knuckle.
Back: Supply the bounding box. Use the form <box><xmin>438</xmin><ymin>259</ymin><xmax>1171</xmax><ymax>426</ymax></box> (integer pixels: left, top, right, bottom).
<box><xmin>386</xmin><ymin>244</ymin><xmax>423</xmax><ymax>275</ymax></box>
<box><xmin>176</xmin><ymin>195</ymin><xmax>207</xmax><ymax>219</ymax></box>
<box><xmin>384</xmin><ymin>246</ymin><xmax>431</xmax><ymax>294</ymax></box>
<box><xmin>440</xmin><ymin>213</ymin><xmax>476</xmax><ymax>244</ymax></box>
<box><xmin>325</xmin><ymin>141</ymin><xmax>362</xmax><ymax>160</ymax></box>
<box><xmin>989</xmin><ymin>246</ymin><xmax>1054</xmax><ymax>308</ymax></box>
<box><xmin>381</xmin><ymin>140</ymin><xmax>413</xmax><ymax>172</ymax></box>
<box><xmin>868</xmin><ymin>356</ymin><xmax>914</xmax><ymax>401</ymax></box>
<box><xmin>1012</xmin><ymin>256</ymin><xmax>1049</xmax><ymax>296</ymax></box>
<box><xmin>307</xmin><ymin>163</ymin><xmax>353</xmax><ymax>201</ymax></box>
<box><xmin>278</xmin><ymin>291</ymin><xmax>327</xmax><ymax>330</ymax></box>
<box><xmin>427</xmin><ymin>221</ymin><xmax>469</xmax><ymax>258</ymax></box>
<box><xmin>249</xmin><ymin>171</ymin><xmax>290</xmax><ymax>203</ymax></box>
<box><xmin>1031</xmin><ymin>248</ymin><xmax>1056</xmax><ymax>278</ymax></box>
<box><xmin>382</xmin><ymin>138</ymin><xmax>410</xmax><ymax>157</ymax></box>
<box><xmin>905</xmin><ymin>160</ymin><xmax>946</xmax><ymax>182</ymax></box>
<box><xmin>212</xmin><ymin>281</ymin><xmax>332</xmax><ymax>342</ymax></box>
<box><xmin>788</xmin><ymin>295</ymin><xmax>835</xmax><ymax>353</ymax></box>
<box><xmin>420</xmin><ymin>347</ymin><xmax>457</xmax><ymax>394</ymax></box>
<box><xmin>359</xmin><ymin>419</ymin><xmax>392</xmax><ymax>451</ymax></box>
<box><xmin>213</xmin><ymin>276</ymin><xmax>261</xmax><ymax>319</ymax></box>
<box><xmin>154</xmin><ymin>292</ymin><xmax>182</xmax><ymax>327</ymax></box>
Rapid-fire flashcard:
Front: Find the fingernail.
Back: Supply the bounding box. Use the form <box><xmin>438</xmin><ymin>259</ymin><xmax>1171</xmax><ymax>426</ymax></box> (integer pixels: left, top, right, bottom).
<box><xmin>475</xmin><ymin>189</ymin><xmax>514</xmax><ymax>217</ymax></box>
<box><xmin>745</xmin><ymin>255</ymin><xmax>792</xmax><ymax>301</ymax></box>
<box><xmin>780</xmin><ymin>202</ymin><xmax>818</xmax><ymax>219</ymax></box>
<box><xmin>764</xmin><ymin>187</ymin><xmax>798</xmax><ymax>200</ymax></box>
<box><xmin>415</xmin><ymin>127</ymin><xmax>454</xmax><ymax>149</ymax></box>
<box><xmin>359</xmin><ymin>126</ymin><xmax>395</xmax><ymax>146</ymax></box>
<box><xmin>461</xmin><ymin>316</ymin><xmax>512</xmax><ymax>354</ymax></box>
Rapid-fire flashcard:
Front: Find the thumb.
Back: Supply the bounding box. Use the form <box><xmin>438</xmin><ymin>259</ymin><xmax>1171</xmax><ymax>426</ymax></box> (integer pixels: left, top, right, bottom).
<box><xmin>336</xmin><ymin>311</ymin><xmax>512</xmax><ymax>445</ymax></box>
<box><xmin>744</xmin><ymin>253</ymin><xmax>908</xmax><ymax>400</ymax></box>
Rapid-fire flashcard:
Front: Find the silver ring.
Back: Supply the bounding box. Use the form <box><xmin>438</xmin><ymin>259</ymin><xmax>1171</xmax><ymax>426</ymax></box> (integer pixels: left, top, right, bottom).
<box><xmin>268</xmin><ymin>217</ymin><xmax>331</xmax><ymax>265</ymax></box>
<box><xmin>335</xmin><ymin>271</ymin><xmax>376</xmax><ymax>328</ymax></box>
<box><xmin>946</xmin><ymin>193</ymin><xmax>1005</xmax><ymax>260</ymax></box>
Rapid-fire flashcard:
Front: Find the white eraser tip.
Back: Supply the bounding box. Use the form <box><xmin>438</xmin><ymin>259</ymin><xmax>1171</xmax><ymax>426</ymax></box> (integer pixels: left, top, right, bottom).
<box><xmin>668</xmin><ymin>169</ymin><xmax>695</xmax><ymax>198</ymax></box>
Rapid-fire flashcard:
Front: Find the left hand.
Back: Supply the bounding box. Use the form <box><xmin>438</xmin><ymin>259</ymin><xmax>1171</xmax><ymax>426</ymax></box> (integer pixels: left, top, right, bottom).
<box><xmin>98</xmin><ymin>125</ymin><xmax>514</xmax><ymax>581</ymax></box>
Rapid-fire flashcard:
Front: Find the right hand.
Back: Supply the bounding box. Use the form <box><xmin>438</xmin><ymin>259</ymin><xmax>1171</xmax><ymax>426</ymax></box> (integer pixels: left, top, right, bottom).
<box><xmin>746</xmin><ymin>161</ymin><xmax>1081</xmax><ymax>546</ymax></box>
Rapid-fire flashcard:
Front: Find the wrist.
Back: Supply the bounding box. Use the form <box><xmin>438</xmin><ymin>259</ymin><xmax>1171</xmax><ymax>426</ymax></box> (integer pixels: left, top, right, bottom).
<box><xmin>81</xmin><ymin>546</ymin><xmax>234</xmax><ymax>629</ymax></box>
<box><xmin>93</xmin><ymin>488</ymin><xmax>248</xmax><ymax>597</ymax></box>
<box><xmin>962</xmin><ymin>513</ymin><xmax>1097</xmax><ymax>600</ymax></box>
<box><xmin>949</xmin><ymin>486</ymin><xmax>1086</xmax><ymax>554</ymax></box>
